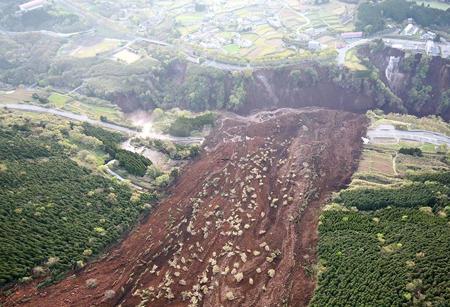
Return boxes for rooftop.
[19,0,46,11]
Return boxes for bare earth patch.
[2,108,366,307]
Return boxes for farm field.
[112,49,141,64]
[312,113,450,305]
[48,93,70,108]
[345,48,367,71]
[70,39,122,58]
[152,0,356,61]
[351,112,450,189]
[0,88,34,104]
[1,88,126,125]
[63,99,125,123]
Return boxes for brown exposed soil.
[2,108,367,307]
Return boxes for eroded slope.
[4,108,366,307]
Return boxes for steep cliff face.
[239,67,379,115]
[359,46,450,120]
[112,49,449,120]
[113,62,383,115]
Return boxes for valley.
[3,108,366,306]
[1,0,450,306]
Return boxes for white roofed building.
[308,40,321,51]
[19,0,47,12]
[425,40,440,57]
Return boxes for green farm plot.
[345,48,367,71]
[178,24,200,36]
[175,13,204,26]
[241,32,259,42]
[396,153,449,176]
[0,88,34,104]
[64,100,124,123]
[48,93,71,108]
[224,44,240,54]
[70,39,122,59]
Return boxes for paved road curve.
[4,103,137,134]
[367,124,450,146]
[3,103,204,144]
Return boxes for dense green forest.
[82,123,151,176]
[142,138,200,160]
[337,182,448,210]
[0,0,88,33]
[312,173,450,306]
[311,207,450,306]
[357,0,450,33]
[399,147,423,157]
[0,124,156,287]
[167,112,215,137]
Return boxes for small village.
[12,0,450,63]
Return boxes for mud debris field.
[4,108,367,307]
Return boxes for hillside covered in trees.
[0,114,157,288]
[312,172,450,306]
[356,0,450,33]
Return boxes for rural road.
[337,38,370,65]
[2,103,204,144]
[367,124,450,146]
[0,28,95,38]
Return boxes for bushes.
[356,0,450,33]
[168,112,215,137]
[399,147,423,157]
[0,123,157,286]
[408,171,450,185]
[338,183,442,211]
[150,139,200,160]
[312,208,450,306]
[289,67,320,87]
[115,149,152,177]
[82,123,125,145]
[155,173,170,187]
[82,123,152,177]
[32,93,49,104]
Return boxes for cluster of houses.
[389,19,446,57]
[180,2,286,52]
[401,20,438,41]
[187,30,253,50]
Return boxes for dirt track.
[3,108,366,307]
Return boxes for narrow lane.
[3,103,204,144]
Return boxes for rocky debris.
[85,279,98,289]
[225,291,235,301]
[4,108,367,307]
